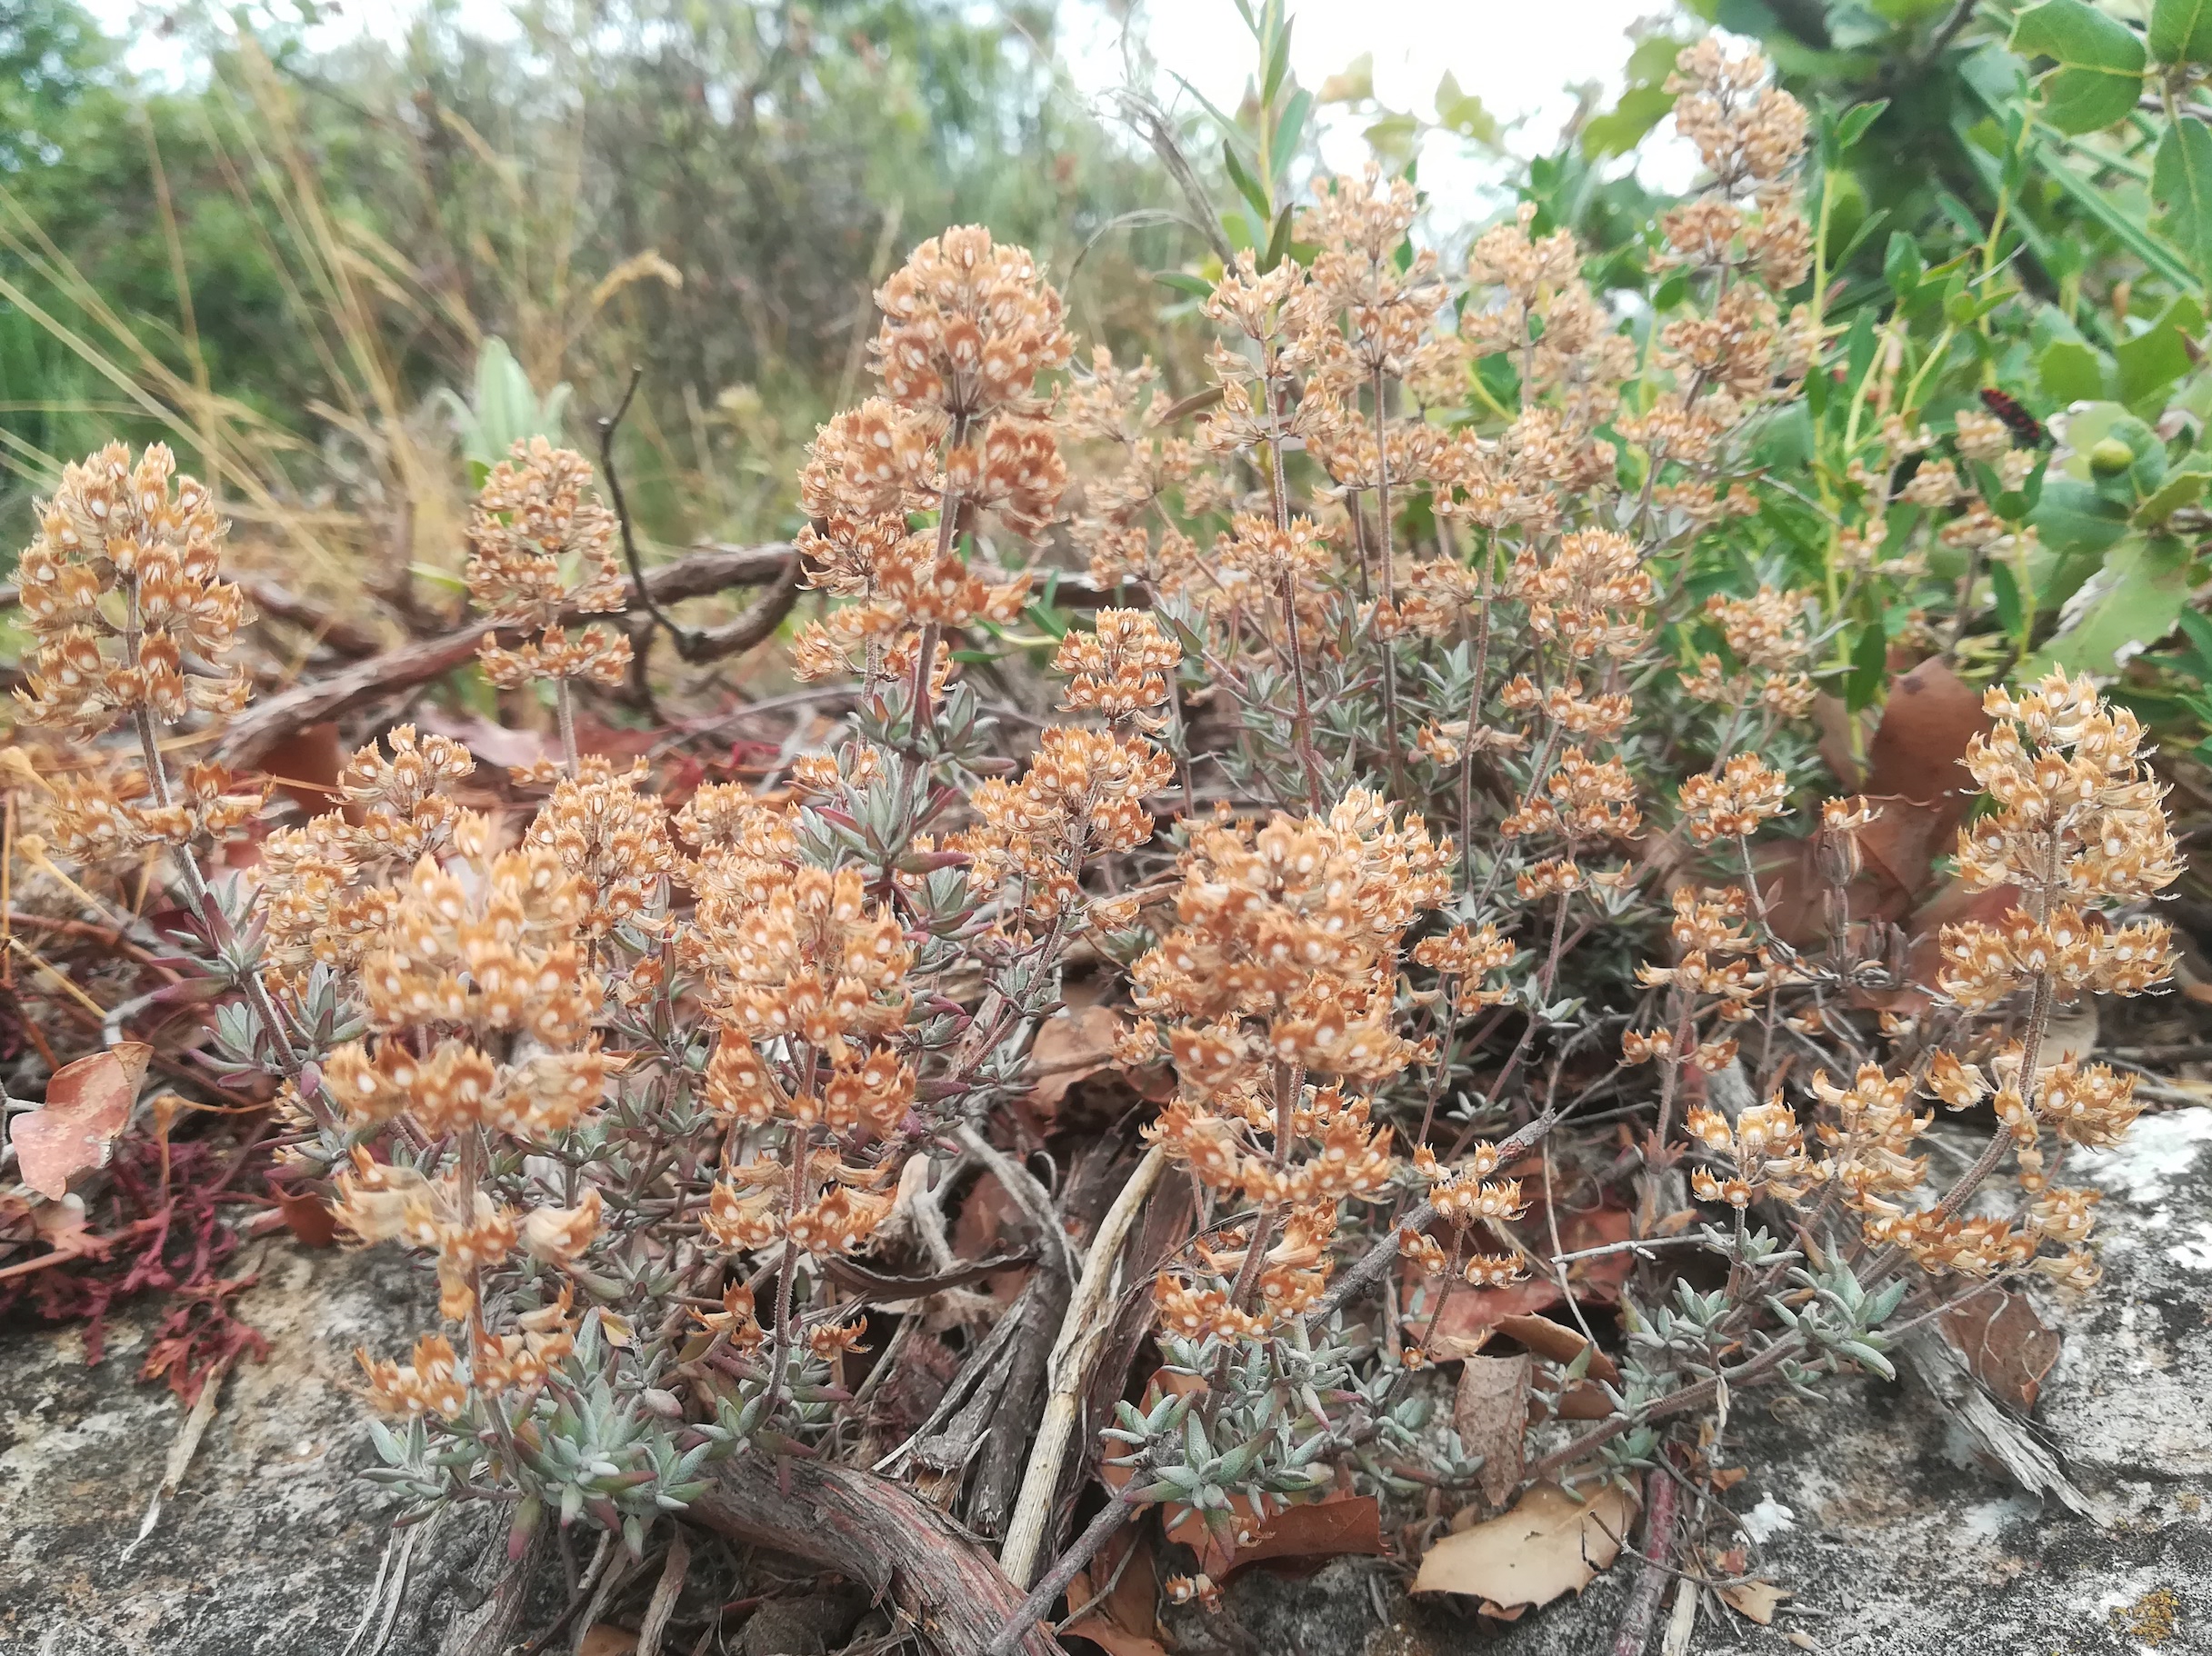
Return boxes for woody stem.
[1261,370,1326,810]
[906,416,973,734]
[556,679,581,777]
[1372,365,1402,798]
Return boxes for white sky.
[87,0,1697,214]
[1080,0,1666,145]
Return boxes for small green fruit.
[2088,436,2136,475]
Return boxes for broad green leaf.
[2115,297,2204,409]
[1846,623,1889,711]
[1884,230,1926,294]
[1364,113,1420,166]
[2057,401,2130,474]
[2031,474,2133,554]
[1625,35,1684,85]
[1153,270,1217,300]
[2077,408,2172,498]
[2011,0,2149,134]
[2172,604,2212,676]
[2038,338,2109,403]
[1272,89,1315,180]
[2031,534,2193,673]
[1222,141,1273,222]
[2151,0,2212,63]
[2134,469,2207,524]
[1989,558,2027,640]
[435,336,571,473]
[1436,72,1499,144]
[1581,85,1677,159]
[2154,115,2212,284]
[1261,18,1294,107]
[1836,98,1890,149]
[1846,307,1882,387]
[1317,53,1373,105]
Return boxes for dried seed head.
[15,443,252,738]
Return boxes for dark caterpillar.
[1978,387,2048,448]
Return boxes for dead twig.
[688,1459,1060,1656]
[215,541,798,763]
[635,1530,690,1656]
[1609,1458,1680,1656]
[997,1142,1166,1590]
[598,368,806,669]
[1900,1324,2097,1519]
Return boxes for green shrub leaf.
[2151,0,2212,63]
[2011,0,2148,134]
[2154,115,2212,284]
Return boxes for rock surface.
[5,1107,2211,1655]
[1218,1105,2212,1656]
[0,1244,490,1656]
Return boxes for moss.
[2109,1585,2182,1648]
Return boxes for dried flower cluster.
[466,437,632,693]
[8,35,2195,1656]
[791,226,1071,685]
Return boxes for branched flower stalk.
[6,35,2193,1656]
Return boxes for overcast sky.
[1079,0,1665,145]
[91,0,1670,126]
[85,0,1696,214]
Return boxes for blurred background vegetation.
[5,0,2212,746]
[0,0,1186,598]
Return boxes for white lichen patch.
[2075,1107,2212,1207]
[1743,1494,1797,1542]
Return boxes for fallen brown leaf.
[1717,1579,1791,1624]
[414,706,556,772]
[1941,1287,2062,1414]
[1411,1201,1632,1346]
[1550,1381,1614,1421]
[1028,1005,1124,1118]
[948,1171,1031,1304]
[1164,1489,1384,1578]
[1864,657,1989,829]
[1236,1491,1385,1570]
[1413,1480,1637,1613]
[1066,1527,1170,1656]
[1851,795,1948,909]
[255,720,345,815]
[1494,1313,1621,1384]
[14,1042,152,1200]
[1453,1352,1530,1510]
[273,1182,339,1248]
